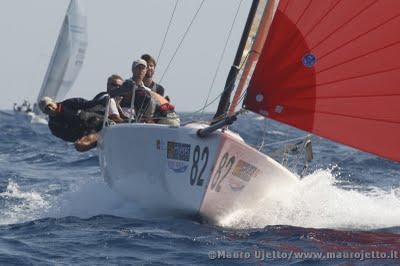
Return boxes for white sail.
[34,0,87,114]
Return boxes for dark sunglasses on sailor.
[107,82,122,92]
[108,82,120,87]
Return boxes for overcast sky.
[0,0,252,112]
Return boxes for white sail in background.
[34,0,87,114]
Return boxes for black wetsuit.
[48,97,106,142]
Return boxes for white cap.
[132,58,147,69]
[39,96,55,114]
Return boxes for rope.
[159,0,206,83]
[156,0,179,63]
[201,0,244,116]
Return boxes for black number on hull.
[211,152,235,192]
[190,146,200,185]
[190,145,209,186]
[211,153,228,190]
[197,147,209,186]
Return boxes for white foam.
[0,180,50,225]
[45,177,143,219]
[3,169,400,229]
[30,114,48,125]
[218,169,400,230]
[268,130,287,136]
[0,177,144,225]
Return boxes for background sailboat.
[27,0,87,123]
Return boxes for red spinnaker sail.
[244,0,400,162]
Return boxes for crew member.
[39,96,106,152]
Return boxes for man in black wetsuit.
[39,96,106,151]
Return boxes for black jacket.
[48,98,106,142]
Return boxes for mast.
[213,0,260,121]
[228,0,279,116]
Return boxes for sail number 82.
[190,145,209,186]
[211,152,235,192]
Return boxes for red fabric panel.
[244,0,400,161]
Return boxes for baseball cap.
[132,59,147,69]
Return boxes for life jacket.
[150,91,175,115]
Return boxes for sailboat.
[15,0,87,124]
[98,0,400,222]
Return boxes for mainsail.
[35,0,87,114]
[244,0,400,162]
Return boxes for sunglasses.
[109,82,121,86]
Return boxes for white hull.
[98,123,298,222]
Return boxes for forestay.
[35,0,87,113]
[244,0,400,162]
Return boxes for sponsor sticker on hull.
[166,141,191,174]
[232,160,261,182]
[228,160,261,192]
[168,160,189,173]
[167,142,191,161]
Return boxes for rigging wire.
[159,0,206,83]
[201,0,244,116]
[223,48,260,113]
[221,90,313,174]
[156,0,180,63]
[193,50,253,118]
[258,135,312,148]
[258,117,268,151]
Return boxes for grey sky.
[0,0,251,111]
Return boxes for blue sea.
[1,110,400,265]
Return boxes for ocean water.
[1,110,400,265]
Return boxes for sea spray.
[218,169,400,229]
[45,176,144,219]
[0,180,50,225]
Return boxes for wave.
[0,181,50,225]
[218,169,400,230]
